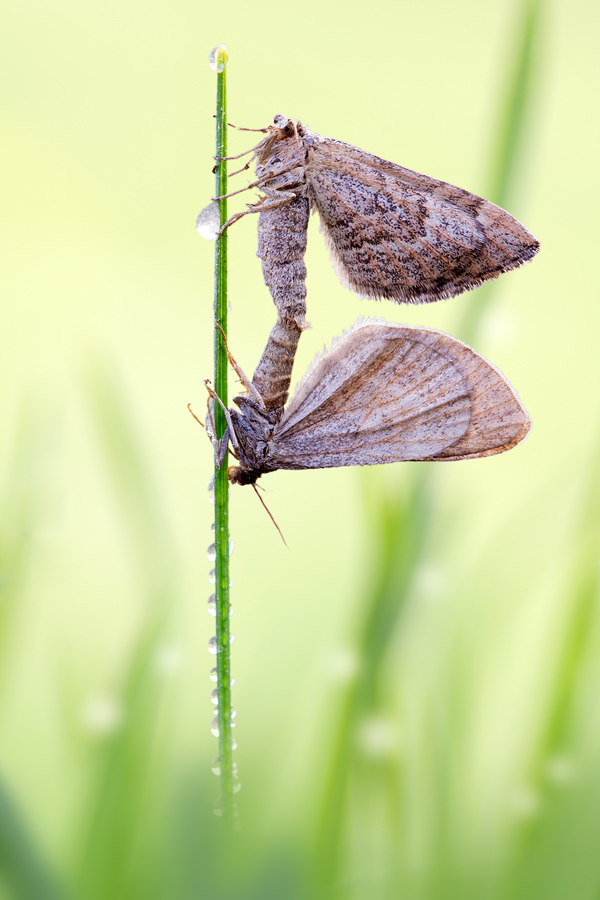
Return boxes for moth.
[218,114,539,417]
[213,320,531,487]
[224,114,539,304]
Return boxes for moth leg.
[227,159,253,178]
[212,174,274,203]
[190,396,229,468]
[215,425,231,469]
[217,204,263,232]
[203,380,241,453]
[217,191,298,234]
[214,148,257,163]
[200,395,220,456]
[213,164,303,203]
[212,157,254,178]
[214,322,266,409]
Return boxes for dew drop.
[208,637,217,655]
[229,634,235,644]
[210,689,218,705]
[211,717,220,737]
[213,809,222,817]
[208,594,216,616]
[229,539,234,556]
[209,569,216,585]
[232,740,238,750]
[233,783,242,794]
[211,522,215,533]
[196,202,221,241]
[230,709,237,720]
[210,667,217,682]
[207,543,216,562]
[209,44,228,73]
[208,477,215,505]
[212,765,221,776]
[230,677,235,687]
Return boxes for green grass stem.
[459,0,542,347]
[210,44,235,828]
[311,2,544,891]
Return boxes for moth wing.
[425,334,531,459]
[267,322,530,471]
[268,323,470,470]
[305,136,539,304]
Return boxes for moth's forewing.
[267,322,530,471]
[304,133,539,304]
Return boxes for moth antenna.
[252,484,288,547]
[211,116,268,133]
[227,122,270,133]
[187,402,204,427]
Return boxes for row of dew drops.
[208,475,242,819]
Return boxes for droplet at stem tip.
[209,45,228,73]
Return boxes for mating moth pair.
[201,115,539,486]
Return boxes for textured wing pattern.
[306,137,539,304]
[426,336,531,459]
[267,322,530,471]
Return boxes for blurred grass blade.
[73,362,179,899]
[0,400,45,682]
[503,432,600,899]
[312,1,545,892]
[487,0,543,213]
[0,778,70,900]
[73,610,173,900]
[84,357,173,569]
[460,0,543,346]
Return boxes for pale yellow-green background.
[1,0,599,896]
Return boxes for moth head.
[272,114,294,135]
[227,465,259,486]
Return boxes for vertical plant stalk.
[210,44,234,826]
[311,0,543,889]
[459,0,541,346]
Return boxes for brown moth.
[224,114,540,306]
[216,320,531,486]
[219,114,539,418]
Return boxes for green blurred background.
[2,0,600,897]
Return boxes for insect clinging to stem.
[207,319,531,490]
